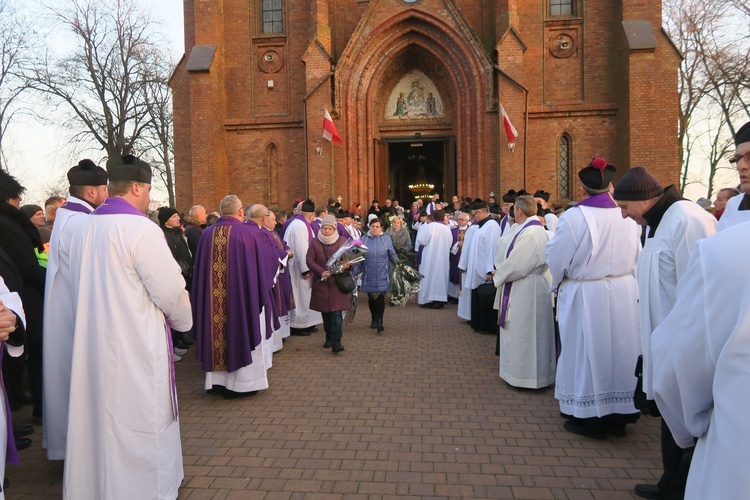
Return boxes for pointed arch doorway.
[374,135,456,205]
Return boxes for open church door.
[374,139,388,202]
[444,135,456,199]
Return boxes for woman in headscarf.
[355,218,398,333]
[306,215,352,353]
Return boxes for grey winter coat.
[355,233,398,293]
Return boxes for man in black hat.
[547,158,642,440]
[43,159,109,461]
[717,120,750,230]
[613,165,716,499]
[461,200,503,333]
[283,198,322,335]
[534,189,558,232]
[63,155,192,498]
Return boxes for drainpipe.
[494,64,529,189]
[303,72,335,198]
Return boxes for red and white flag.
[322,109,342,144]
[500,104,518,143]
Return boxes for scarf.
[317,228,339,245]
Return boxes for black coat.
[161,226,193,289]
[0,203,45,343]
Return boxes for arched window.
[558,134,571,199]
[550,0,573,16]
[262,0,283,33]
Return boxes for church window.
[558,134,571,199]
[550,0,573,16]
[262,0,283,33]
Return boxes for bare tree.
[0,0,36,172]
[28,0,164,158]
[137,49,176,207]
[664,0,750,197]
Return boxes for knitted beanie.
[612,166,665,201]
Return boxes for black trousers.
[368,293,385,322]
[658,418,693,499]
[321,312,344,346]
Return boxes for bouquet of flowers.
[323,238,368,276]
[390,255,423,307]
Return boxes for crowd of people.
[0,121,747,499]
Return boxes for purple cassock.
[192,217,279,373]
[245,221,287,337]
[267,230,294,317]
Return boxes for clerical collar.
[643,185,685,238]
[740,193,750,211]
[476,214,492,227]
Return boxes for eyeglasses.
[729,152,750,166]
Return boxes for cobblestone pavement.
[8,299,661,499]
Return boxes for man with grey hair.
[547,158,641,439]
[184,204,207,256]
[283,199,322,335]
[193,195,280,399]
[493,195,555,389]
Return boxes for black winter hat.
[67,159,107,186]
[157,207,179,226]
[612,166,665,201]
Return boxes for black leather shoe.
[290,328,311,336]
[563,420,606,440]
[369,320,377,329]
[13,424,34,438]
[332,344,345,353]
[173,338,190,350]
[223,389,258,399]
[633,484,663,499]
[305,326,319,333]
[14,437,32,451]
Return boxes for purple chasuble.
[336,222,349,239]
[92,197,178,419]
[60,201,92,214]
[576,192,618,208]
[268,230,294,316]
[244,222,284,337]
[310,218,322,237]
[192,217,276,373]
[498,219,543,327]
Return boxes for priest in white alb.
[42,159,108,461]
[64,155,192,499]
[492,195,555,389]
[652,221,750,500]
[546,158,641,439]
[415,209,453,308]
[283,199,322,335]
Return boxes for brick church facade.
[172,0,680,211]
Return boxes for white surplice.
[283,218,322,329]
[493,219,556,389]
[64,209,192,500]
[652,221,750,500]
[636,200,716,399]
[0,277,24,500]
[464,216,503,291]
[415,221,452,304]
[716,192,750,231]
[544,212,559,233]
[42,196,94,460]
[456,224,478,320]
[546,205,641,418]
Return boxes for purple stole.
[60,200,92,214]
[577,192,618,208]
[2,344,19,466]
[498,219,543,328]
[500,215,509,233]
[92,198,179,419]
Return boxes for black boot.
[376,317,384,333]
[370,318,377,329]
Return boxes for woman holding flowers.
[355,218,398,333]
[306,215,352,353]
